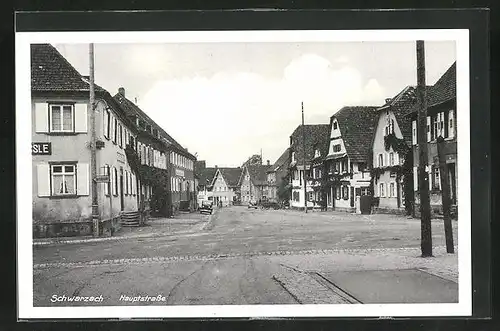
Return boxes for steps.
[120,211,140,227]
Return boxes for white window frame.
[389,152,394,166]
[51,163,76,196]
[379,183,385,197]
[49,104,74,133]
[390,182,396,198]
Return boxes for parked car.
[248,200,259,209]
[261,200,280,210]
[199,200,213,214]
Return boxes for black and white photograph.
[16,28,472,319]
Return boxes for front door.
[350,186,354,207]
[119,168,124,211]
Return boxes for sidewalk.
[33,211,214,246]
[271,245,458,304]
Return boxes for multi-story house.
[210,167,242,206]
[239,164,271,204]
[371,86,417,214]
[114,88,197,214]
[323,107,378,212]
[195,161,216,206]
[406,62,457,216]
[309,138,330,209]
[31,44,139,238]
[219,167,243,205]
[288,124,330,210]
[265,149,290,203]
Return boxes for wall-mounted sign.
[94,175,110,183]
[32,142,51,155]
[117,151,126,164]
[175,169,185,177]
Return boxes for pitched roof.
[405,61,456,116]
[289,124,330,165]
[247,165,272,186]
[219,167,243,187]
[377,86,419,145]
[197,167,217,187]
[333,106,379,163]
[268,148,290,173]
[31,44,106,93]
[113,92,194,158]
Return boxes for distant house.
[219,167,243,204]
[288,124,330,210]
[371,86,418,214]
[239,164,271,204]
[31,44,139,237]
[406,62,457,216]
[323,107,378,212]
[265,149,291,203]
[195,161,216,206]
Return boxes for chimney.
[118,87,125,97]
[385,98,391,103]
[267,160,270,166]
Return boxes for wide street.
[33,207,459,306]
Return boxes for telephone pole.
[416,40,432,257]
[89,43,99,237]
[302,102,307,213]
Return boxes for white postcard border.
[16,29,471,319]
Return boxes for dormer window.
[333,122,338,130]
[314,149,321,158]
[292,152,296,162]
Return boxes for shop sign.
[32,142,51,155]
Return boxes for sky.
[53,41,456,167]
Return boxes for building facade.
[323,107,377,212]
[288,124,330,210]
[114,88,197,214]
[371,87,417,214]
[407,62,457,216]
[31,44,139,237]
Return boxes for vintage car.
[199,200,213,214]
[247,200,259,209]
[261,200,281,210]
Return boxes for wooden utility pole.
[89,43,99,237]
[416,40,432,257]
[437,136,455,253]
[302,102,307,213]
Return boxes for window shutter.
[35,103,49,133]
[412,120,417,145]
[395,153,399,165]
[110,115,115,142]
[74,104,88,133]
[36,163,50,197]
[426,116,431,142]
[77,163,89,196]
[104,165,110,195]
[111,168,116,195]
[448,110,455,139]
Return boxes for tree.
[277,173,291,205]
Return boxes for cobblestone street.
[33,207,459,306]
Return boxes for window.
[378,154,384,167]
[379,183,385,197]
[342,185,349,200]
[103,109,110,139]
[113,118,118,143]
[412,120,417,145]
[113,167,118,196]
[390,119,395,134]
[389,152,394,166]
[118,124,123,148]
[51,164,76,195]
[332,144,341,153]
[292,152,296,162]
[333,122,338,130]
[50,104,74,132]
[390,182,395,197]
[104,165,110,196]
[361,187,369,196]
[314,149,321,158]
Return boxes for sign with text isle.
[32,142,51,155]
